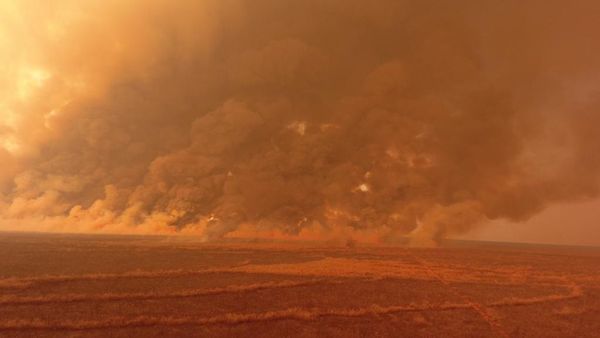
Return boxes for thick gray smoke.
[1,0,599,245]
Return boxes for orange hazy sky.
[464,199,600,247]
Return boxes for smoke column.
[1,0,599,245]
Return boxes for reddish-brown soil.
[0,233,598,337]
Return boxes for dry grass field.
[0,232,598,337]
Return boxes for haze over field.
[1,0,599,245]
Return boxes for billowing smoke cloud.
[1,0,599,245]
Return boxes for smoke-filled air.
[1,0,599,246]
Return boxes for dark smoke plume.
[0,0,599,245]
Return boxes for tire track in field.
[0,302,474,331]
[1,256,591,291]
[406,252,511,338]
[488,279,583,308]
[0,284,584,333]
[0,262,254,290]
[0,274,585,331]
[0,279,339,306]
[0,274,580,308]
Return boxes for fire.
[0,0,598,247]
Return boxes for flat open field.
[0,233,598,337]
